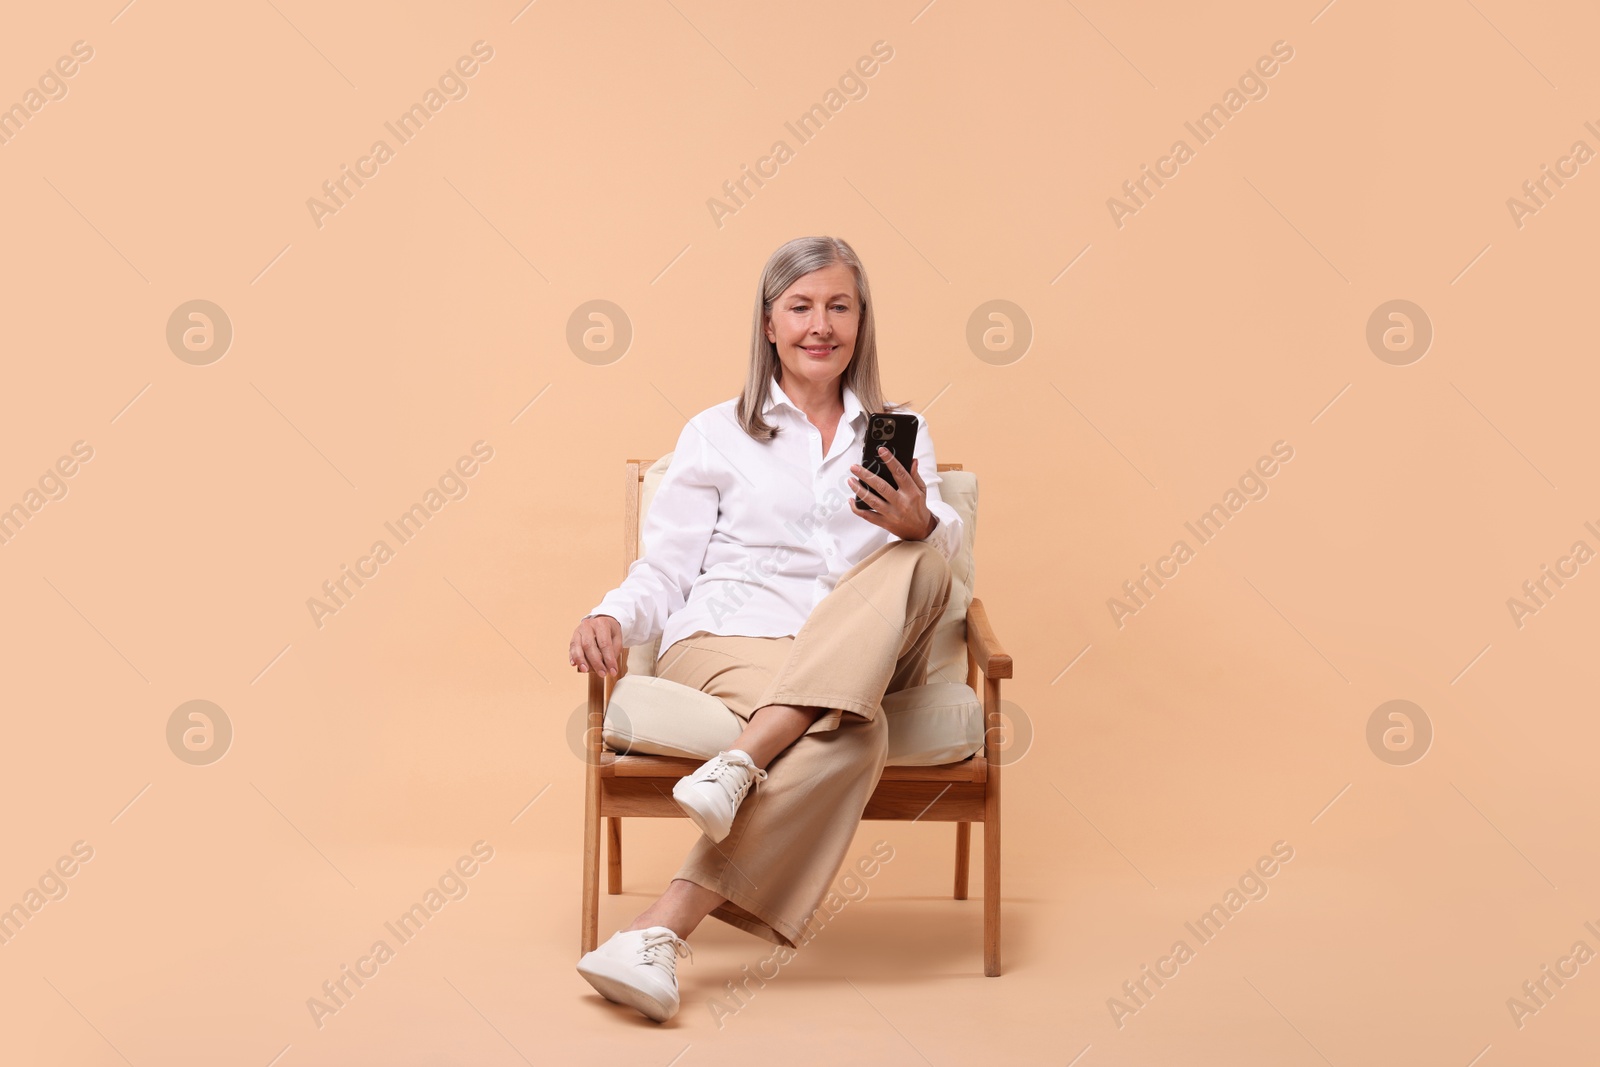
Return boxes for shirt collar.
[764,374,867,426]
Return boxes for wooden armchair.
[580,457,1012,975]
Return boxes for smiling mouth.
[802,345,835,356]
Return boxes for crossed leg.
[622,540,952,943]
[623,702,828,935]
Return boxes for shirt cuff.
[925,512,960,562]
[894,510,959,562]
[585,599,636,647]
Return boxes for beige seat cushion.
[610,454,983,766]
[603,674,984,767]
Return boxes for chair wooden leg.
[983,813,1001,976]
[581,781,601,956]
[953,821,970,899]
[607,817,623,894]
[582,681,604,953]
[983,675,1002,976]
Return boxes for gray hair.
[736,235,907,441]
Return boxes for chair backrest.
[621,456,979,688]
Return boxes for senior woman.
[571,235,963,1022]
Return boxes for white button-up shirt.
[588,375,963,653]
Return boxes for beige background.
[2,0,1596,1063]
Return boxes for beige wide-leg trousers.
[652,538,954,949]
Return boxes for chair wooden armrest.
[586,666,605,722]
[965,597,1012,679]
[584,646,628,735]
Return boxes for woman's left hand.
[849,446,936,541]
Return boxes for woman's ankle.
[624,915,666,933]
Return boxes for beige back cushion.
[626,454,977,685]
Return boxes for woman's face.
[764,262,860,393]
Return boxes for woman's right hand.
[571,614,622,677]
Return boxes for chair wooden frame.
[580,459,1012,975]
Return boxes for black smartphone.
[854,412,920,510]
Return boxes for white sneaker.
[672,749,767,843]
[576,925,693,1022]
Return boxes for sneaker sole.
[576,955,677,1022]
[672,780,731,843]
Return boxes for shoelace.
[704,751,768,804]
[639,929,693,970]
